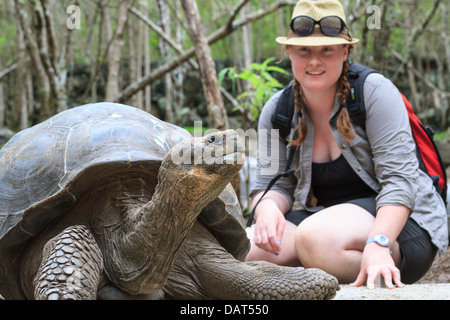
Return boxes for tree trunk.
[26,72,34,123]
[14,0,51,121]
[13,0,72,121]
[277,5,286,39]
[13,3,28,130]
[0,68,4,127]
[105,0,129,102]
[171,0,186,125]
[128,20,137,106]
[80,0,112,104]
[242,3,253,67]
[144,9,151,113]
[440,2,450,128]
[156,0,174,123]
[135,15,143,110]
[116,0,286,104]
[180,0,229,130]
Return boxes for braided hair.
[289,45,355,147]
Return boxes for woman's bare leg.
[294,204,401,283]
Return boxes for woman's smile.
[306,70,325,76]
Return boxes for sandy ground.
[333,283,450,300]
[333,247,450,300]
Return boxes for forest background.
[0,0,449,134]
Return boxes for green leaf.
[267,66,289,74]
[218,57,291,123]
[217,68,229,86]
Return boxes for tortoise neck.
[152,160,222,217]
[99,161,218,294]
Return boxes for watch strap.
[366,235,392,254]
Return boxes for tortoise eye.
[208,135,223,145]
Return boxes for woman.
[246,0,448,289]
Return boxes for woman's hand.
[251,191,291,255]
[351,205,409,289]
[253,202,286,255]
[351,243,405,289]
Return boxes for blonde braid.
[289,79,308,147]
[336,56,355,144]
[336,45,355,143]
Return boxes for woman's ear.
[281,45,291,60]
[342,44,349,62]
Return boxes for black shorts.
[284,196,437,284]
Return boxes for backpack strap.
[246,83,299,227]
[247,81,302,227]
[346,63,379,130]
[246,146,296,228]
[271,80,295,140]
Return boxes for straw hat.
[276,0,359,47]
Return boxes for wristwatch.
[366,234,392,254]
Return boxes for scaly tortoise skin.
[0,102,339,300]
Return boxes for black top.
[311,154,376,207]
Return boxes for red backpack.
[402,93,447,199]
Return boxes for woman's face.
[288,44,349,94]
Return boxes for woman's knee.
[294,204,375,264]
[294,218,329,266]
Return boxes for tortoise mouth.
[220,150,245,165]
[178,150,244,176]
[202,146,245,165]
[200,150,244,175]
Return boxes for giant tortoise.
[0,102,339,300]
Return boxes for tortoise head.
[167,129,244,178]
[157,130,244,204]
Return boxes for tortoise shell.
[0,103,189,242]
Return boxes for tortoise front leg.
[33,225,103,300]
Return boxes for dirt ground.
[417,247,450,284]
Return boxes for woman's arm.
[249,91,297,255]
[251,190,291,254]
[364,74,419,211]
[352,205,410,289]
[352,74,417,288]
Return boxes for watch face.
[375,235,389,246]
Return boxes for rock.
[436,138,450,166]
[0,127,14,147]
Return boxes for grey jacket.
[251,73,448,254]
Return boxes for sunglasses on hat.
[290,15,346,37]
